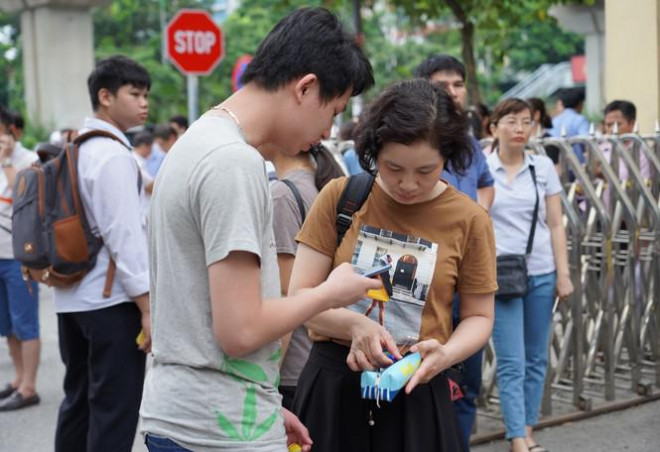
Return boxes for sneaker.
[0,391,40,411]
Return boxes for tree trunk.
[460,20,481,105]
[444,0,481,105]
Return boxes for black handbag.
[495,164,539,300]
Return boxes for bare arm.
[277,253,295,358]
[209,250,381,357]
[405,291,493,393]
[546,194,573,299]
[477,186,494,211]
[289,244,401,370]
[0,134,17,188]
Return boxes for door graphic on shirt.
[350,224,438,346]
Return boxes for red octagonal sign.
[166,9,224,75]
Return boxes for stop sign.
[166,9,224,75]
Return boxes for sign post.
[165,10,224,123]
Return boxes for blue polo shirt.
[549,108,589,164]
[442,137,494,201]
[486,152,563,276]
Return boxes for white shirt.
[131,151,154,228]
[53,117,149,313]
[487,152,563,276]
[0,142,38,258]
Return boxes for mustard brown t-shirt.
[296,177,497,346]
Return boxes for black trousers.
[55,302,145,452]
[292,342,465,452]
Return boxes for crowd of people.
[0,5,647,452]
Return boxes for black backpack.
[335,172,374,245]
[12,130,131,297]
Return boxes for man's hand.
[282,408,312,452]
[319,263,382,310]
[138,312,152,353]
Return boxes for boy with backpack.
[0,105,40,412]
[52,55,151,452]
[139,7,379,452]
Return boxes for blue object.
[361,352,422,402]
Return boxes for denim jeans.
[452,294,483,450]
[492,271,556,439]
[145,434,192,451]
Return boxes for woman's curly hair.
[354,79,472,176]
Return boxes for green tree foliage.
[388,0,591,103]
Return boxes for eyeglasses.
[499,119,534,130]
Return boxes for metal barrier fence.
[477,131,660,430]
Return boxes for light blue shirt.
[342,148,364,176]
[145,145,165,178]
[487,152,563,276]
[442,136,494,201]
[549,108,589,163]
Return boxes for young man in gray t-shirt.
[140,8,378,452]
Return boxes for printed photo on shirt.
[349,224,438,347]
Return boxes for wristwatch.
[1,158,12,168]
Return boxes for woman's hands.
[404,339,453,394]
[556,273,574,302]
[346,317,402,371]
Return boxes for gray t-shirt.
[270,170,318,387]
[140,115,285,451]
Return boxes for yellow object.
[367,286,390,302]
[288,444,302,452]
[136,329,145,346]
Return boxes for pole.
[351,0,363,120]
[159,0,167,65]
[187,75,198,125]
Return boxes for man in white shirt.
[0,106,41,412]
[53,55,151,452]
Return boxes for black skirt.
[292,341,465,452]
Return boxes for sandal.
[528,444,548,452]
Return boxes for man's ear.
[97,88,114,109]
[294,74,319,104]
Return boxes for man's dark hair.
[87,55,151,111]
[12,111,24,131]
[414,54,466,82]
[557,87,585,109]
[133,130,154,148]
[0,105,13,131]
[154,124,175,140]
[354,79,472,176]
[604,100,636,123]
[240,7,374,102]
[169,115,188,130]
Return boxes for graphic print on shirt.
[350,224,438,347]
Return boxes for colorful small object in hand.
[360,352,422,403]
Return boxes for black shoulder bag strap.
[335,172,375,246]
[280,179,306,224]
[526,162,540,256]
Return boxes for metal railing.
[477,131,660,434]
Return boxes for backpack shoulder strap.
[335,172,375,246]
[280,179,306,224]
[73,129,131,150]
